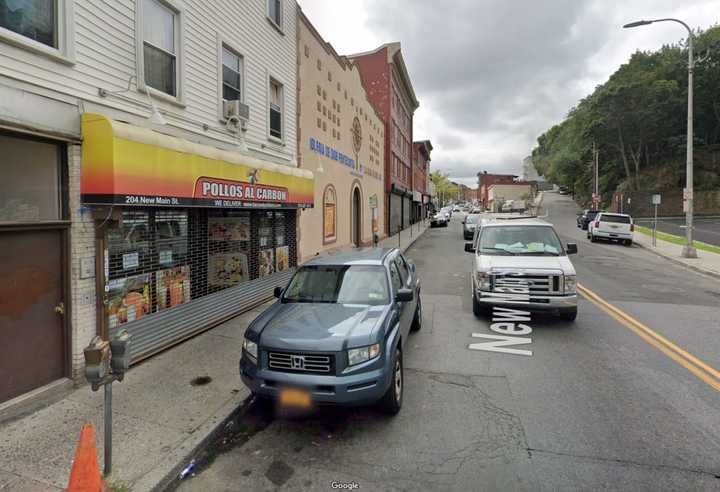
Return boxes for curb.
[400,225,429,253]
[633,240,720,280]
[149,393,255,492]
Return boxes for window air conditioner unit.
[223,100,250,122]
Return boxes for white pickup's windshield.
[479,225,563,256]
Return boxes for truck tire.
[560,308,577,322]
[411,298,422,332]
[379,348,403,415]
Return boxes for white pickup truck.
[587,212,634,246]
[465,217,578,321]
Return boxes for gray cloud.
[359,0,715,184]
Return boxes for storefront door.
[0,229,66,403]
[0,132,68,404]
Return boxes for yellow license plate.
[279,388,311,408]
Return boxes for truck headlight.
[348,343,380,366]
[564,275,577,294]
[242,338,258,362]
[475,271,491,291]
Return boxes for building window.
[328,71,332,82]
[344,90,347,100]
[350,97,354,107]
[316,84,321,96]
[0,0,55,47]
[317,117,322,129]
[337,82,341,91]
[322,121,326,131]
[323,186,337,242]
[221,45,243,102]
[317,59,322,70]
[0,0,76,62]
[304,45,309,57]
[142,0,179,97]
[267,0,282,30]
[269,78,283,140]
[322,106,326,116]
[322,89,326,101]
[316,101,321,112]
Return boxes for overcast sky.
[298,0,719,187]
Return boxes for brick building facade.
[350,43,419,235]
[413,140,432,220]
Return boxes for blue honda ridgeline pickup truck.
[239,248,421,415]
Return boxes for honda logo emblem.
[291,355,305,370]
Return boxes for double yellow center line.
[577,283,720,392]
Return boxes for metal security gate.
[125,269,294,362]
[102,207,298,363]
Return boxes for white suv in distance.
[587,213,633,246]
[465,218,579,321]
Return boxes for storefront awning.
[81,113,314,209]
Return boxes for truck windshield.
[479,225,563,256]
[283,265,390,305]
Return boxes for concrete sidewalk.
[378,220,429,253]
[633,230,720,278]
[0,304,268,491]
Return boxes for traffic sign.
[652,194,661,205]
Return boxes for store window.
[0,133,62,222]
[207,210,251,291]
[105,208,296,329]
[323,186,336,243]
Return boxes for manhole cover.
[190,376,212,386]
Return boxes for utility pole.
[623,18,696,258]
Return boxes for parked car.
[558,187,570,195]
[465,218,578,321]
[240,248,421,414]
[587,213,633,245]
[431,212,448,227]
[576,209,599,230]
[462,213,481,240]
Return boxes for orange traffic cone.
[66,423,103,492]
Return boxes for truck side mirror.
[566,243,578,255]
[395,288,414,303]
[273,286,283,298]
[464,243,475,253]
[83,336,110,390]
[109,330,131,380]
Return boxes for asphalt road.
[177,194,720,491]
[633,216,720,247]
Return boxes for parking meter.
[109,330,131,380]
[83,336,110,389]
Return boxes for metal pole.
[683,30,697,257]
[653,203,658,247]
[398,226,401,249]
[104,382,112,476]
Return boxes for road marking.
[577,283,720,392]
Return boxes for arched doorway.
[351,187,362,247]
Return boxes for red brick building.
[350,43,419,235]
[477,171,517,209]
[413,140,432,220]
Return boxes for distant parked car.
[240,248,422,415]
[576,209,599,230]
[431,212,448,228]
[462,213,481,240]
[588,213,634,246]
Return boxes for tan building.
[297,11,385,262]
[488,183,535,211]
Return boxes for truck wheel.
[411,298,422,332]
[624,239,632,247]
[590,233,597,243]
[472,291,490,317]
[560,308,577,322]
[379,348,403,415]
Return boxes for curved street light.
[623,18,697,258]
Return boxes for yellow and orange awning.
[81,113,314,208]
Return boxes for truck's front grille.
[267,351,334,374]
[490,273,561,294]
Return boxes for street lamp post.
[623,18,697,258]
